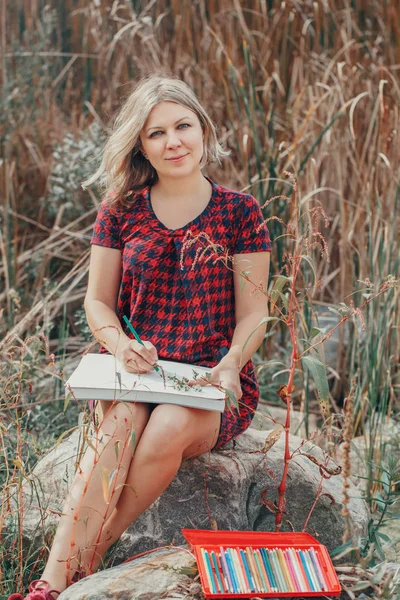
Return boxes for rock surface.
[58,547,341,600]
[59,548,201,600]
[21,425,369,567]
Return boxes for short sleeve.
[90,199,122,250]
[233,194,272,254]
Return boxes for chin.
[169,169,192,178]
[165,163,194,176]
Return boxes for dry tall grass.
[1,1,398,391]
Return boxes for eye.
[149,123,190,138]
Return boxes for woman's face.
[139,101,204,178]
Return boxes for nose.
[165,129,182,148]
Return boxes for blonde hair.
[82,74,230,208]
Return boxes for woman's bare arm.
[84,245,157,372]
[84,245,129,358]
[222,251,271,370]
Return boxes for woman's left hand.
[188,359,243,403]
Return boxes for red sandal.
[8,580,60,600]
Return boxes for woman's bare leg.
[86,404,221,572]
[40,401,151,592]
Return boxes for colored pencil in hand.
[122,315,161,373]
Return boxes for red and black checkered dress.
[90,176,272,449]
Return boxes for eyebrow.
[146,117,193,133]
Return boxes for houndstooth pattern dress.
[90,176,272,449]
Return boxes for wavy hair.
[82,74,230,209]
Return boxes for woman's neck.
[152,171,209,201]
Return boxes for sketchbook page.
[67,354,225,400]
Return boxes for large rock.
[59,546,342,600]
[58,547,202,600]
[21,424,369,565]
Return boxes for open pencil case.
[182,529,341,598]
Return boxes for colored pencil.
[267,549,280,591]
[205,550,218,594]
[265,549,279,591]
[251,548,263,592]
[200,548,214,592]
[310,548,328,590]
[309,549,322,590]
[299,549,315,592]
[211,550,224,593]
[219,547,233,593]
[221,548,234,592]
[297,549,311,591]
[260,547,277,591]
[289,547,305,592]
[208,550,220,593]
[122,315,161,373]
[228,549,241,592]
[286,548,306,592]
[225,548,240,594]
[233,548,246,593]
[233,548,247,593]
[305,549,321,591]
[272,548,288,592]
[246,547,262,592]
[205,549,219,593]
[286,548,300,592]
[240,548,255,592]
[255,548,271,592]
[276,548,289,591]
[284,548,295,591]
[216,552,228,593]
[242,548,257,592]
[226,548,239,593]
[283,549,302,592]
[278,547,295,592]
[232,548,244,593]
[254,549,269,592]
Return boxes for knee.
[141,405,193,457]
[100,401,149,439]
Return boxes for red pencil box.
[182,529,341,598]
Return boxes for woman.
[10,74,271,599]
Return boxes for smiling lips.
[166,154,188,162]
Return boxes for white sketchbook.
[65,353,226,413]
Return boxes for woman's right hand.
[116,339,159,374]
